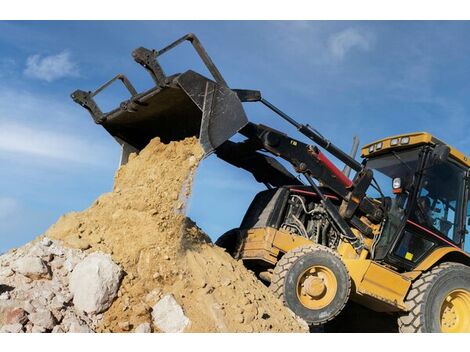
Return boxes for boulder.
[69,252,122,314]
[12,257,50,279]
[152,294,189,333]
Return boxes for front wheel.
[398,262,470,333]
[270,245,351,326]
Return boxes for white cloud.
[328,28,372,60]
[0,122,109,165]
[24,51,79,82]
[0,87,116,167]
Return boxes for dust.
[45,137,306,332]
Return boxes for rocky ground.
[0,237,119,333]
[0,137,308,333]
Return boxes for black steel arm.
[233,89,363,172]
[215,140,303,187]
[239,122,352,199]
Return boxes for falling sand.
[45,137,307,332]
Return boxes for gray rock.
[69,252,122,314]
[0,323,23,333]
[12,257,50,279]
[134,322,152,333]
[28,310,55,330]
[152,294,190,333]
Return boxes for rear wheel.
[398,262,470,333]
[270,245,351,326]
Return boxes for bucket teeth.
[71,34,248,156]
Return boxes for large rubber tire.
[398,262,470,333]
[214,228,241,257]
[270,245,351,326]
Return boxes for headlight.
[400,136,410,145]
[375,142,383,150]
[368,145,374,153]
[390,138,399,146]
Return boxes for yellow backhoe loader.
[72,34,470,333]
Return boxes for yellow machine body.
[238,226,470,314]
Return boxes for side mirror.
[431,145,450,165]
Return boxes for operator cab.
[362,132,470,271]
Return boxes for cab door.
[387,159,467,271]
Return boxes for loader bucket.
[71,34,248,158]
[72,70,248,156]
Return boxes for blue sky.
[1,21,470,253]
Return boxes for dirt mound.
[45,137,307,332]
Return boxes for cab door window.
[410,159,466,245]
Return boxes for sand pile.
[44,137,307,332]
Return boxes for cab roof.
[361,132,470,168]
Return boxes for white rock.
[12,257,50,279]
[0,323,23,333]
[69,252,122,314]
[28,310,55,330]
[40,237,52,247]
[134,322,152,333]
[152,294,189,333]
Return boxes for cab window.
[410,159,466,245]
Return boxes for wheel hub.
[297,265,337,310]
[303,276,326,298]
[440,289,470,333]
